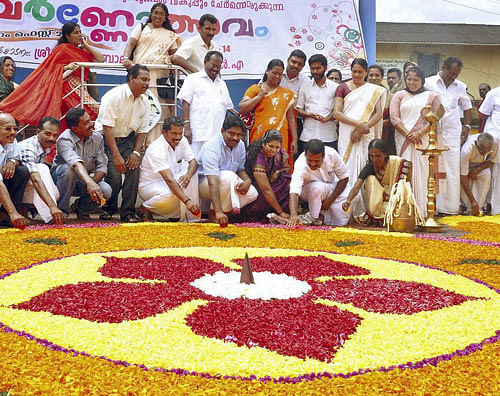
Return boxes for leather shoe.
[137,205,154,222]
[99,211,113,220]
[121,213,139,223]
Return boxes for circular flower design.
[0,247,498,380]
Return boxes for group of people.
[1,3,499,229]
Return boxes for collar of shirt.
[34,136,50,157]
[201,69,222,83]
[65,128,91,145]
[283,72,300,82]
[436,73,459,89]
[196,34,214,50]
[124,83,139,101]
[309,78,329,89]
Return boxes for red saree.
[0,44,96,124]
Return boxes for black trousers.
[1,165,29,212]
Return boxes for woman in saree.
[0,22,103,125]
[244,129,291,222]
[390,66,440,216]
[342,139,412,226]
[0,56,18,102]
[122,3,182,143]
[333,58,385,215]
[238,59,298,168]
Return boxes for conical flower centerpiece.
[240,253,255,284]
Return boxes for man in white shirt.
[138,116,200,222]
[297,54,338,154]
[425,57,472,215]
[479,86,500,214]
[95,64,151,223]
[198,115,258,226]
[460,133,499,215]
[287,139,350,226]
[178,50,233,157]
[0,112,29,228]
[171,14,218,73]
[19,116,64,225]
[280,49,308,96]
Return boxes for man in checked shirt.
[19,116,64,225]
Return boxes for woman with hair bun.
[333,58,386,216]
[244,129,291,221]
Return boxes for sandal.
[137,206,154,222]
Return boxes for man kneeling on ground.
[198,115,258,226]
[138,116,200,221]
[287,139,350,226]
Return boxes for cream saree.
[131,24,182,142]
[361,155,410,219]
[337,83,385,215]
[390,90,440,216]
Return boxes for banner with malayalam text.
[0,0,366,79]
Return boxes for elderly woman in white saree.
[122,3,182,143]
[390,67,441,216]
[333,58,385,215]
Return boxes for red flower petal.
[232,255,370,281]
[100,256,226,283]
[14,282,204,323]
[186,297,362,362]
[312,279,478,314]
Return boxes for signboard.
[0,0,366,79]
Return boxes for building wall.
[376,43,500,100]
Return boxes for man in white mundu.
[19,116,64,225]
[333,59,385,216]
[425,57,472,215]
[197,116,258,227]
[478,86,500,214]
[138,117,200,222]
[460,133,498,215]
[177,50,233,158]
[287,139,350,227]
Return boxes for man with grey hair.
[425,57,472,216]
[460,132,499,216]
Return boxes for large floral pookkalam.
[0,219,499,394]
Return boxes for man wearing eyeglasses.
[0,112,29,228]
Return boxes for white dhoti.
[139,173,199,222]
[460,169,491,213]
[436,142,460,215]
[191,141,208,160]
[490,162,500,215]
[22,164,60,224]
[199,170,258,212]
[301,180,349,226]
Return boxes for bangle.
[9,159,17,166]
[183,198,191,204]
[133,150,141,157]
[183,120,190,124]
[464,124,471,130]
[123,56,129,60]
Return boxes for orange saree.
[244,85,295,148]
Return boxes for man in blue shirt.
[198,115,258,226]
[0,112,29,228]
